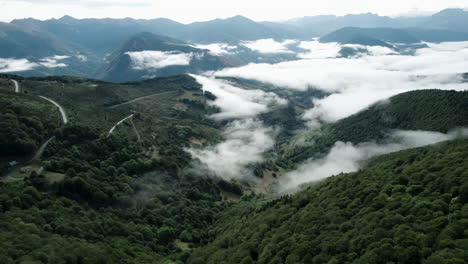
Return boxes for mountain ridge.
[99,32,236,82]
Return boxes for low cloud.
[215,41,468,126]
[297,40,342,59]
[192,43,238,55]
[187,119,276,180]
[297,40,395,59]
[0,58,37,73]
[75,55,87,61]
[190,74,286,120]
[242,38,296,54]
[343,44,397,56]
[0,55,70,72]
[281,128,468,191]
[126,50,193,70]
[39,55,70,68]
[187,74,284,179]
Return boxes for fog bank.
[281,128,468,191]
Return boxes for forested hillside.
[0,91,60,156]
[0,73,466,264]
[0,74,242,263]
[99,32,235,82]
[0,128,242,263]
[189,138,468,264]
[1,2,468,263]
[276,90,468,169]
[4,74,222,144]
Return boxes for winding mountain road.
[130,118,142,142]
[108,91,177,108]
[2,82,69,181]
[32,136,55,161]
[39,96,68,124]
[11,79,19,93]
[10,80,67,124]
[2,136,56,180]
[108,113,135,136]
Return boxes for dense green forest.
[189,139,468,264]
[0,74,240,263]
[0,75,241,262]
[0,91,60,156]
[2,74,222,145]
[275,89,468,169]
[0,124,243,263]
[0,74,467,264]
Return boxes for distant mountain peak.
[230,15,250,19]
[224,15,255,23]
[113,31,197,56]
[58,15,76,22]
[432,8,467,17]
[345,12,380,17]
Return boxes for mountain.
[320,27,396,49]
[286,13,403,36]
[11,16,186,55]
[424,8,468,32]
[277,89,468,168]
[10,15,299,48]
[0,73,238,263]
[405,28,468,42]
[1,71,467,263]
[321,27,420,44]
[0,21,75,58]
[99,32,237,82]
[188,138,468,264]
[260,21,306,38]
[107,32,199,59]
[287,8,468,37]
[0,73,224,164]
[3,10,468,81]
[1,6,468,263]
[320,26,468,53]
[180,15,294,43]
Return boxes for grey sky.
[0,0,467,23]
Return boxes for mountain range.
[285,8,468,36]
[1,8,468,81]
[0,4,467,264]
[98,32,238,82]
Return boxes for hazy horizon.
[1,0,467,23]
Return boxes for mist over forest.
[0,3,467,264]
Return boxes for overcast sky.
[0,0,467,23]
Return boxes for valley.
[0,5,467,264]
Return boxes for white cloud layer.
[192,43,238,55]
[126,50,193,70]
[189,41,468,183]
[190,74,286,120]
[281,128,468,191]
[39,55,70,68]
[187,74,285,179]
[188,119,276,180]
[343,44,397,56]
[215,41,468,126]
[297,41,342,59]
[0,55,70,72]
[0,58,37,73]
[242,39,296,54]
